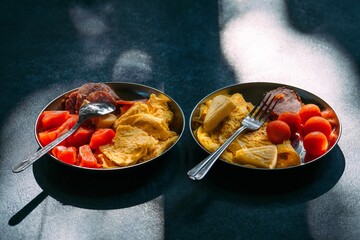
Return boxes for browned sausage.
[77,83,120,100]
[267,87,302,118]
[64,83,120,114]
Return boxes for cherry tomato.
[321,109,339,128]
[303,116,332,137]
[303,131,328,156]
[298,104,321,124]
[328,131,338,148]
[277,112,302,135]
[266,120,291,144]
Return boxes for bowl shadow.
[33,144,181,210]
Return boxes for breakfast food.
[194,87,339,169]
[276,140,301,168]
[65,83,120,114]
[266,87,302,118]
[203,95,236,132]
[234,145,278,169]
[99,94,179,167]
[37,83,179,168]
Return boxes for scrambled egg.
[195,93,300,168]
[99,94,179,167]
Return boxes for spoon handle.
[12,122,81,173]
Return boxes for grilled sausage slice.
[65,83,120,114]
[267,87,302,119]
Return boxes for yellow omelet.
[146,94,174,124]
[100,125,158,167]
[100,94,179,167]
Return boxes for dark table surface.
[1,0,360,239]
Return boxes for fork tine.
[258,95,279,122]
[249,93,271,118]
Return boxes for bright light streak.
[69,5,113,68]
[69,6,108,36]
[113,50,153,84]
[220,0,355,102]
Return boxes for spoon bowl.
[12,102,116,173]
[78,102,116,120]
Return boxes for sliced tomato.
[38,130,58,146]
[116,99,138,105]
[66,126,95,147]
[116,100,135,114]
[120,105,132,115]
[52,146,77,165]
[79,145,102,168]
[37,114,78,146]
[56,114,79,137]
[89,128,115,149]
[41,111,70,130]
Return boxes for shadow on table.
[9,130,186,226]
[163,145,345,238]
[31,143,182,210]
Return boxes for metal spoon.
[12,102,116,173]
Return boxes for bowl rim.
[189,81,342,171]
[35,81,186,171]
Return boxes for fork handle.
[187,125,247,180]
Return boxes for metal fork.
[187,94,279,180]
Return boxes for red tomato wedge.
[120,105,132,115]
[89,128,115,149]
[116,99,148,114]
[116,100,137,105]
[66,126,95,147]
[38,114,78,146]
[38,129,58,146]
[116,100,136,114]
[56,115,79,137]
[79,145,101,168]
[41,111,70,130]
[52,146,77,164]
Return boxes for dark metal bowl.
[35,82,185,172]
[189,82,342,172]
